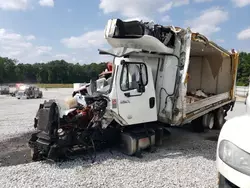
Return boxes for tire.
[218,174,236,188]
[202,113,215,130]
[214,107,225,130]
[31,147,41,161]
[192,117,204,133]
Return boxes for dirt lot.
[0,89,246,187]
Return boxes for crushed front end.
[28,94,119,162]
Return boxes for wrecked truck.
[28,18,239,161]
[16,85,43,99]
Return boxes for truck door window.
[120,63,148,91]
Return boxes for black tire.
[192,117,204,133]
[218,174,236,188]
[202,113,214,130]
[31,146,41,161]
[206,113,215,130]
[214,107,225,130]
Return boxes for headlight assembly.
[219,140,250,176]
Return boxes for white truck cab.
[216,84,250,188]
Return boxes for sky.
[0,0,249,64]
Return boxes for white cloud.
[39,0,54,7]
[193,0,213,2]
[0,28,110,64]
[174,0,189,6]
[0,0,29,10]
[237,27,250,40]
[231,0,250,7]
[99,0,189,19]
[0,28,53,63]
[161,15,172,23]
[158,0,189,13]
[25,35,36,40]
[55,54,70,59]
[36,46,52,55]
[185,7,228,37]
[158,2,173,13]
[61,30,106,49]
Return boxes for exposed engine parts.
[29,94,115,161]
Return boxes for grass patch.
[36,83,73,88]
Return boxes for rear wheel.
[202,113,215,130]
[214,107,225,130]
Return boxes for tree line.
[0,57,107,84]
[0,52,250,85]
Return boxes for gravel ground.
[0,89,246,188]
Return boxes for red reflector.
[112,99,117,108]
[140,138,148,142]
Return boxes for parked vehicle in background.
[9,86,17,96]
[9,83,25,97]
[16,85,43,99]
[0,85,10,95]
[216,83,250,188]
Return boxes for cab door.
[116,61,157,125]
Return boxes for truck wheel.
[192,117,204,133]
[207,113,215,129]
[214,107,225,130]
[202,113,214,130]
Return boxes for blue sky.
[0,0,249,64]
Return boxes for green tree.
[236,52,250,86]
